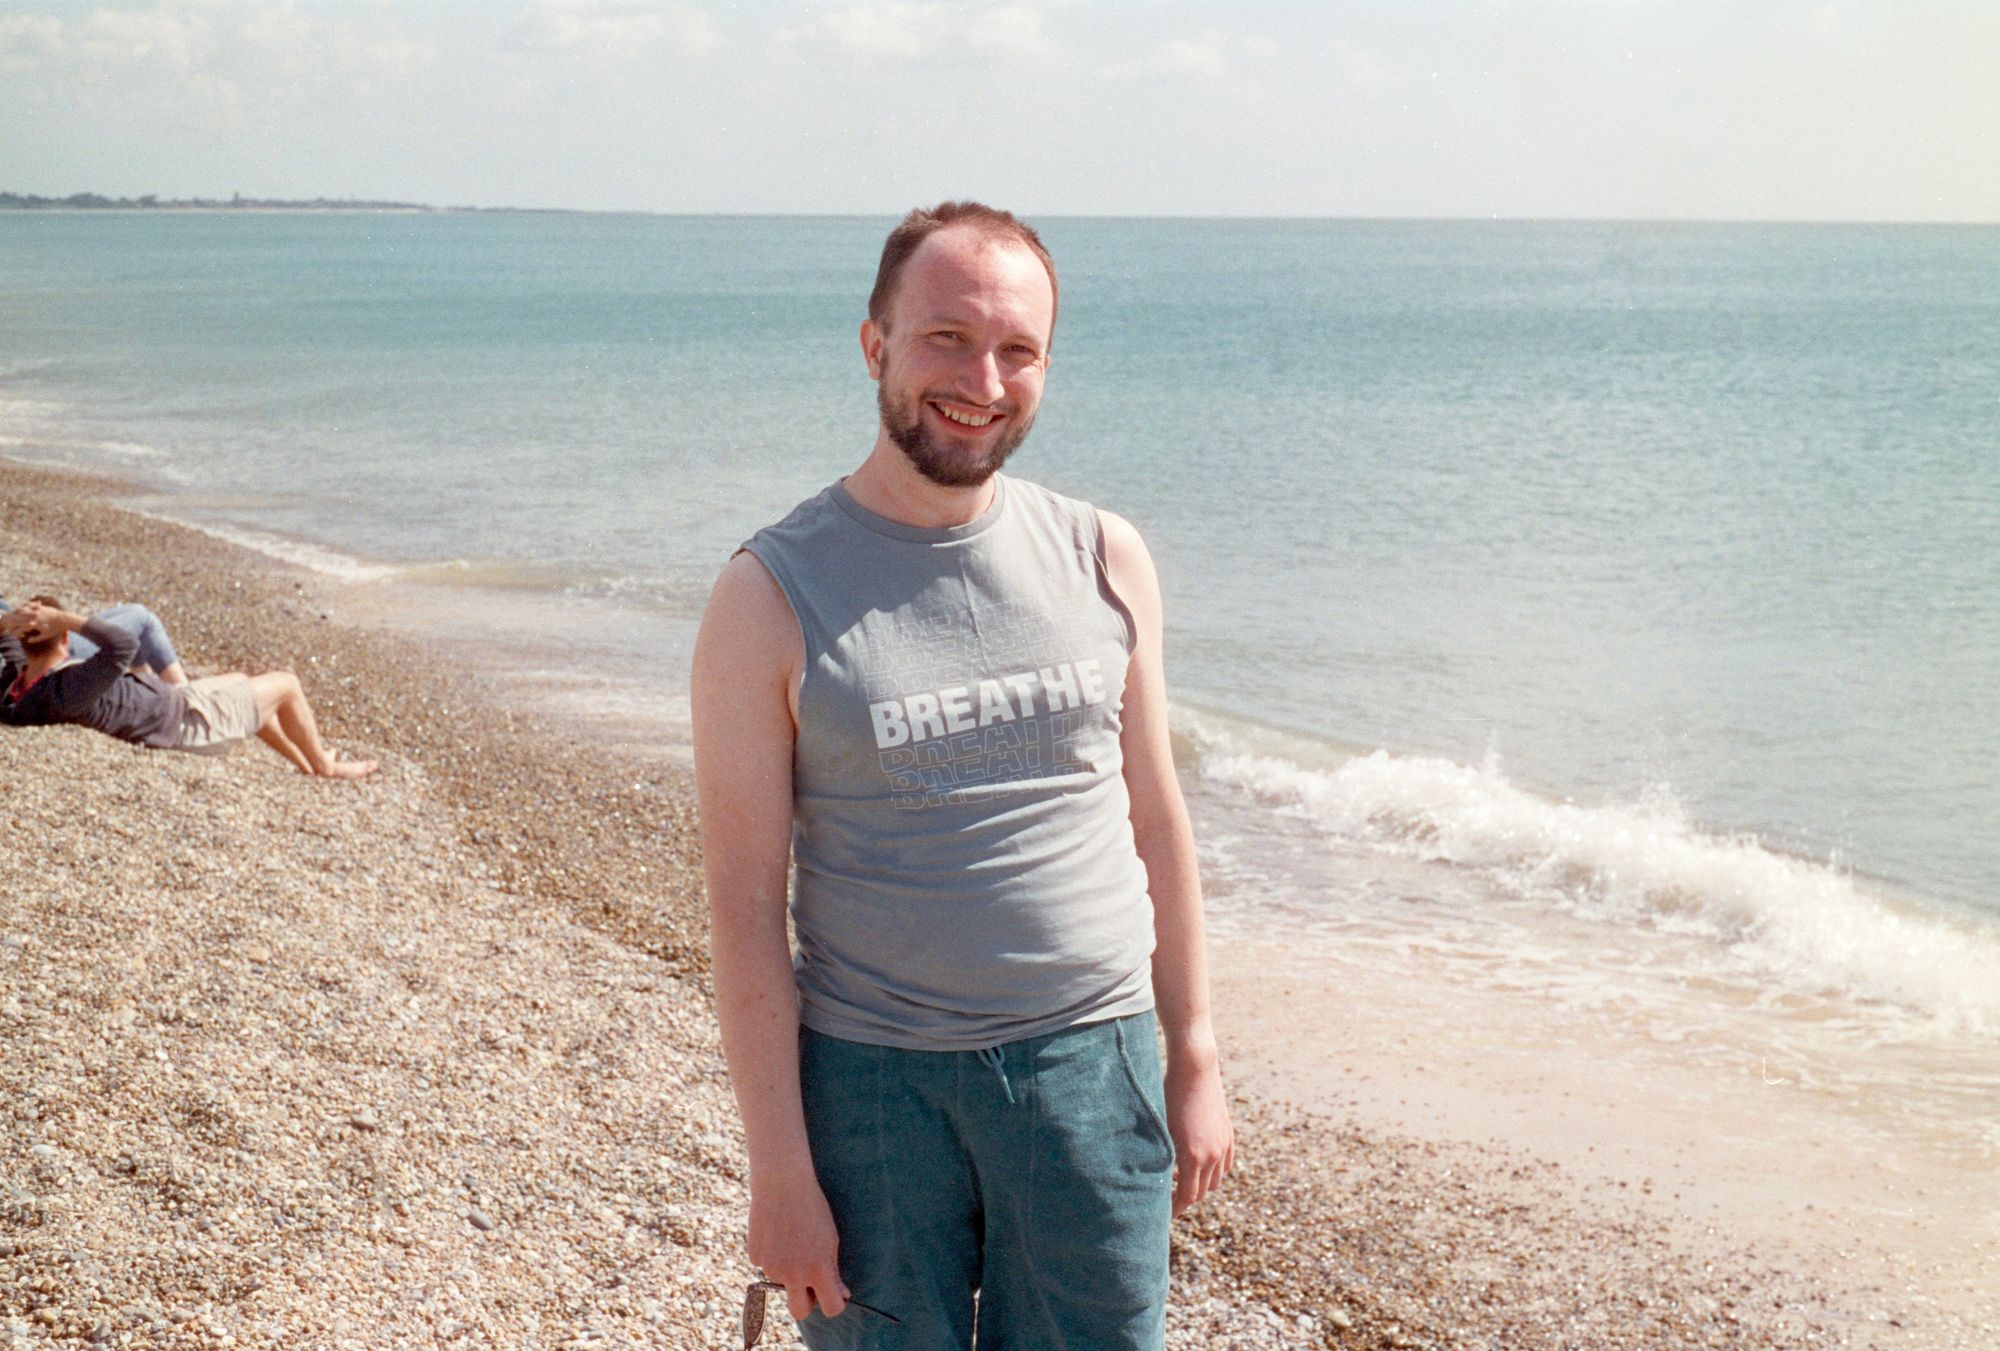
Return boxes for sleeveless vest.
[740,474,1156,1050]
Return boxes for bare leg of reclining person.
[256,721,315,774]
[241,670,378,779]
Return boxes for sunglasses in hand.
[742,1279,900,1347]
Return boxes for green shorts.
[798,1009,1173,1350]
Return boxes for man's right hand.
[747,1168,849,1321]
[9,601,76,644]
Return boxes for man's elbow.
[82,619,140,668]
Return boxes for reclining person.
[0,597,375,780]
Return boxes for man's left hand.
[10,601,68,643]
[1164,1048,1234,1215]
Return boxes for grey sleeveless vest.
[741,474,1157,1051]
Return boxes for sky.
[1,0,1995,220]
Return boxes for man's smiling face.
[864,226,1054,489]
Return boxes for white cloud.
[0,15,68,76]
[505,1,720,62]
[980,3,1051,59]
[1103,28,1272,82]
[67,5,220,82]
[0,1,437,109]
[779,1,1053,64]
[1150,34,1229,79]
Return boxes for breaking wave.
[1186,716,2000,1036]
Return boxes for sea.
[3,212,1996,1186]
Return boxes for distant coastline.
[0,190,536,213]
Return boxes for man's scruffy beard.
[878,357,1035,489]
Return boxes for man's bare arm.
[691,550,849,1321]
[1100,509,1236,1215]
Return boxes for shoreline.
[1,459,1979,1349]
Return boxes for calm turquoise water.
[3,214,1997,1069]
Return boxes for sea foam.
[134,513,403,584]
[1189,719,2000,1037]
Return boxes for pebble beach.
[0,459,1958,1350]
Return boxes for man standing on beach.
[692,202,1232,1348]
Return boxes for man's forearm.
[711,901,818,1184]
[1138,800,1219,1064]
[1136,781,1235,1214]
[76,615,139,668]
[708,888,848,1314]
[33,608,91,638]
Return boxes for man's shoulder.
[998,475,1117,544]
[740,481,844,556]
[1002,473,1098,514]
[1005,479,1154,576]
[699,550,799,672]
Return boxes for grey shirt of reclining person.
[0,617,187,749]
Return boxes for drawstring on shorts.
[975,1045,1016,1104]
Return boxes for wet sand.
[1209,935,1997,1349]
[2,458,1979,1349]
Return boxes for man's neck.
[844,438,999,529]
[11,644,66,694]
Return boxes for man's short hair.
[28,594,62,610]
[868,201,1059,341]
